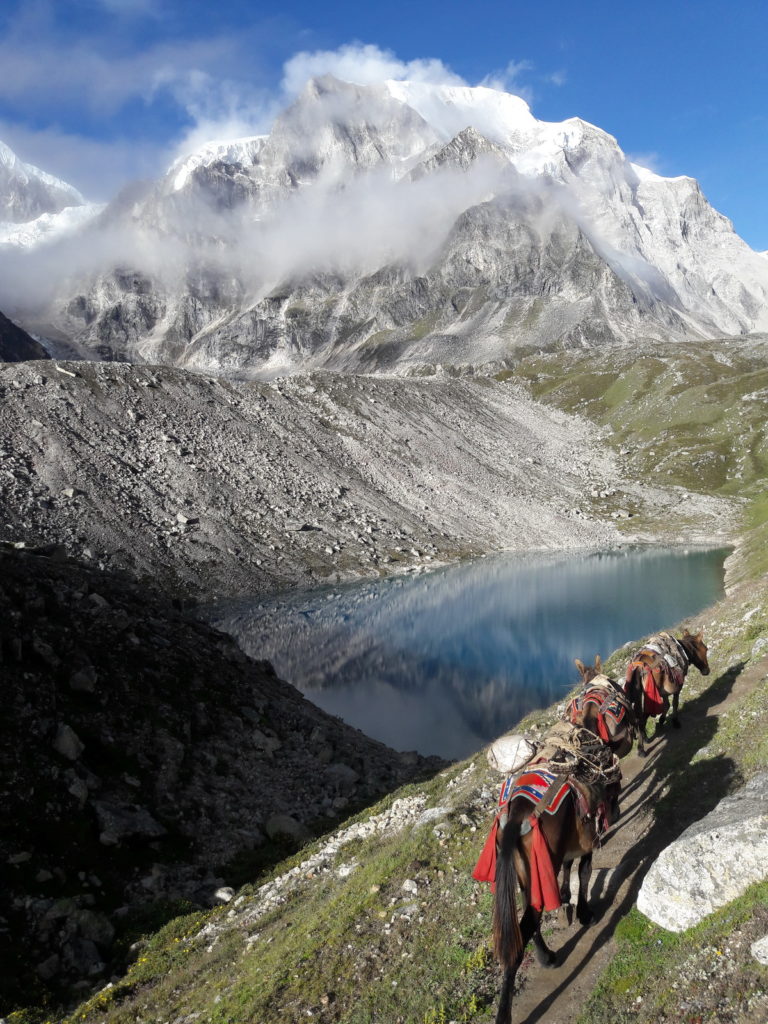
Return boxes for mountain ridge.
[2,75,767,373]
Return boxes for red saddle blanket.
[472,770,573,910]
[625,661,666,716]
[568,686,630,742]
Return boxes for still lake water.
[215,546,728,760]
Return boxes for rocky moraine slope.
[0,359,733,601]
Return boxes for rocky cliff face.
[0,308,49,361]
[3,76,767,374]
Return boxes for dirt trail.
[507,652,768,1024]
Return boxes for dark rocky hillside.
[0,546,441,1010]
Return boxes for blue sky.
[1,0,766,248]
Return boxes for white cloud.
[546,70,567,87]
[281,42,466,97]
[0,120,164,200]
[153,69,277,161]
[626,151,664,175]
[0,34,242,116]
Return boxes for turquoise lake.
[215,546,728,760]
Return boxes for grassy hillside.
[510,338,768,560]
[46,559,767,1024]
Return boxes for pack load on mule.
[473,721,622,1024]
[624,629,710,755]
[567,655,636,758]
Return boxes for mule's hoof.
[672,718,682,729]
[637,748,647,758]
[655,720,665,731]
[577,907,594,927]
[536,948,557,968]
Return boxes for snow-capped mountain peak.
[3,76,768,373]
[0,140,85,223]
[169,136,269,192]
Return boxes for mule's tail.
[624,666,643,709]
[493,815,523,968]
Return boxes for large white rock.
[486,734,536,774]
[637,772,768,932]
[752,935,768,966]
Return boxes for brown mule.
[489,731,621,1024]
[567,656,637,759]
[624,629,710,756]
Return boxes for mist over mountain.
[2,75,767,374]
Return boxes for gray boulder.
[637,771,768,932]
[93,801,167,845]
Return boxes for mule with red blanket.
[474,725,620,1024]
[624,629,709,756]
[567,655,636,759]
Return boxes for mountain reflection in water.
[215,546,728,760]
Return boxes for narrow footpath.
[508,651,768,1024]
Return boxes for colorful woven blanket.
[472,769,575,908]
[568,678,632,742]
[509,769,572,814]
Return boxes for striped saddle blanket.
[498,769,572,815]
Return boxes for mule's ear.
[574,658,586,677]
[683,627,692,637]
[695,630,703,640]
[595,654,603,672]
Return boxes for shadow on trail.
[515,659,747,1024]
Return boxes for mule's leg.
[671,689,681,728]
[657,693,670,731]
[559,860,574,925]
[495,905,544,1022]
[495,967,516,1024]
[575,853,594,926]
[529,906,556,968]
[636,710,647,756]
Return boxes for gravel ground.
[0,361,735,600]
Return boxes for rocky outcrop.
[0,546,442,1004]
[637,771,768,931]
[0,309,49,361]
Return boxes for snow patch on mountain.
[0,202,104,249]
[169,136,268,192]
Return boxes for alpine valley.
[3,71,768,1024]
